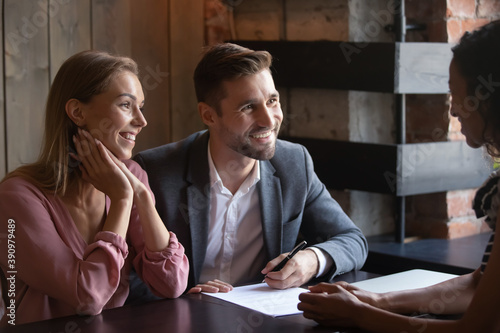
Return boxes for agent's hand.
[261,249,318,289]
[187,279,233,294]
[309,282,384,308]
[73,128,133,201]
[298,283,365,328]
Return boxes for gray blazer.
[133,131,368,291]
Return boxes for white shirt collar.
[207,141,260,194]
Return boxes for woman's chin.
[108,147,133,160]
[465,138,483,149]
[117,152,133,160]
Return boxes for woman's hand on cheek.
[100,145,150,202]
[73,128,133,201]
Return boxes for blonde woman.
[0,50,189,326]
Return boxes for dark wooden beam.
[282,137,491,196]
[231,40,396,92]
[228,40,452,94]
[281,137,398,194]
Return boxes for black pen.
[263,240,308,282]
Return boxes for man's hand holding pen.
[261,241,320,289]
[188,240,320,294]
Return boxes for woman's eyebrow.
[118,93,137,100]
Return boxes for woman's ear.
[65,99,85,127]
[198,102,218,127]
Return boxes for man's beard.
[228,125,280,161]
[236,140,276,160]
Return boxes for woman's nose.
[134,107,148,127]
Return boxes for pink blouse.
[0,159,189,326]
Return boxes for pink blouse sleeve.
[124,160,189,298]
[0,178,128,316]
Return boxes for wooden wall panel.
[0,0,193,177]
[130,0,171,152]
[4,0,49,172]
[233,0,283,40]
[170,0,205,142]
[49,0,92,81]
[395,42,453,94]
[91,0,131,56]
[0,1,4,178]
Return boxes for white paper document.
[202,270,457,318]
[351,269,458,293]
[203,283,307,317]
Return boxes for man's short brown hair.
[193,43,272,114]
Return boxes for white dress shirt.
[199,144,267,285]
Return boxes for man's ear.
[65,99,85,127]
[198,102,217,127]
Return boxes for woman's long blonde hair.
[2,50,139,195]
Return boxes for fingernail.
[69,152,80,161]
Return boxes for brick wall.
[204,0,232,45]
[406,0,499,239]
[443,0,499,238]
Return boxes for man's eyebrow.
[237,98,257,108]
[236,92,280,108]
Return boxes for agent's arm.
[299,216,500,332]
[454,213,500,332]
[299,282,460,332]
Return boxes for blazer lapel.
[258,160,283,260]
[186,132,211,285]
